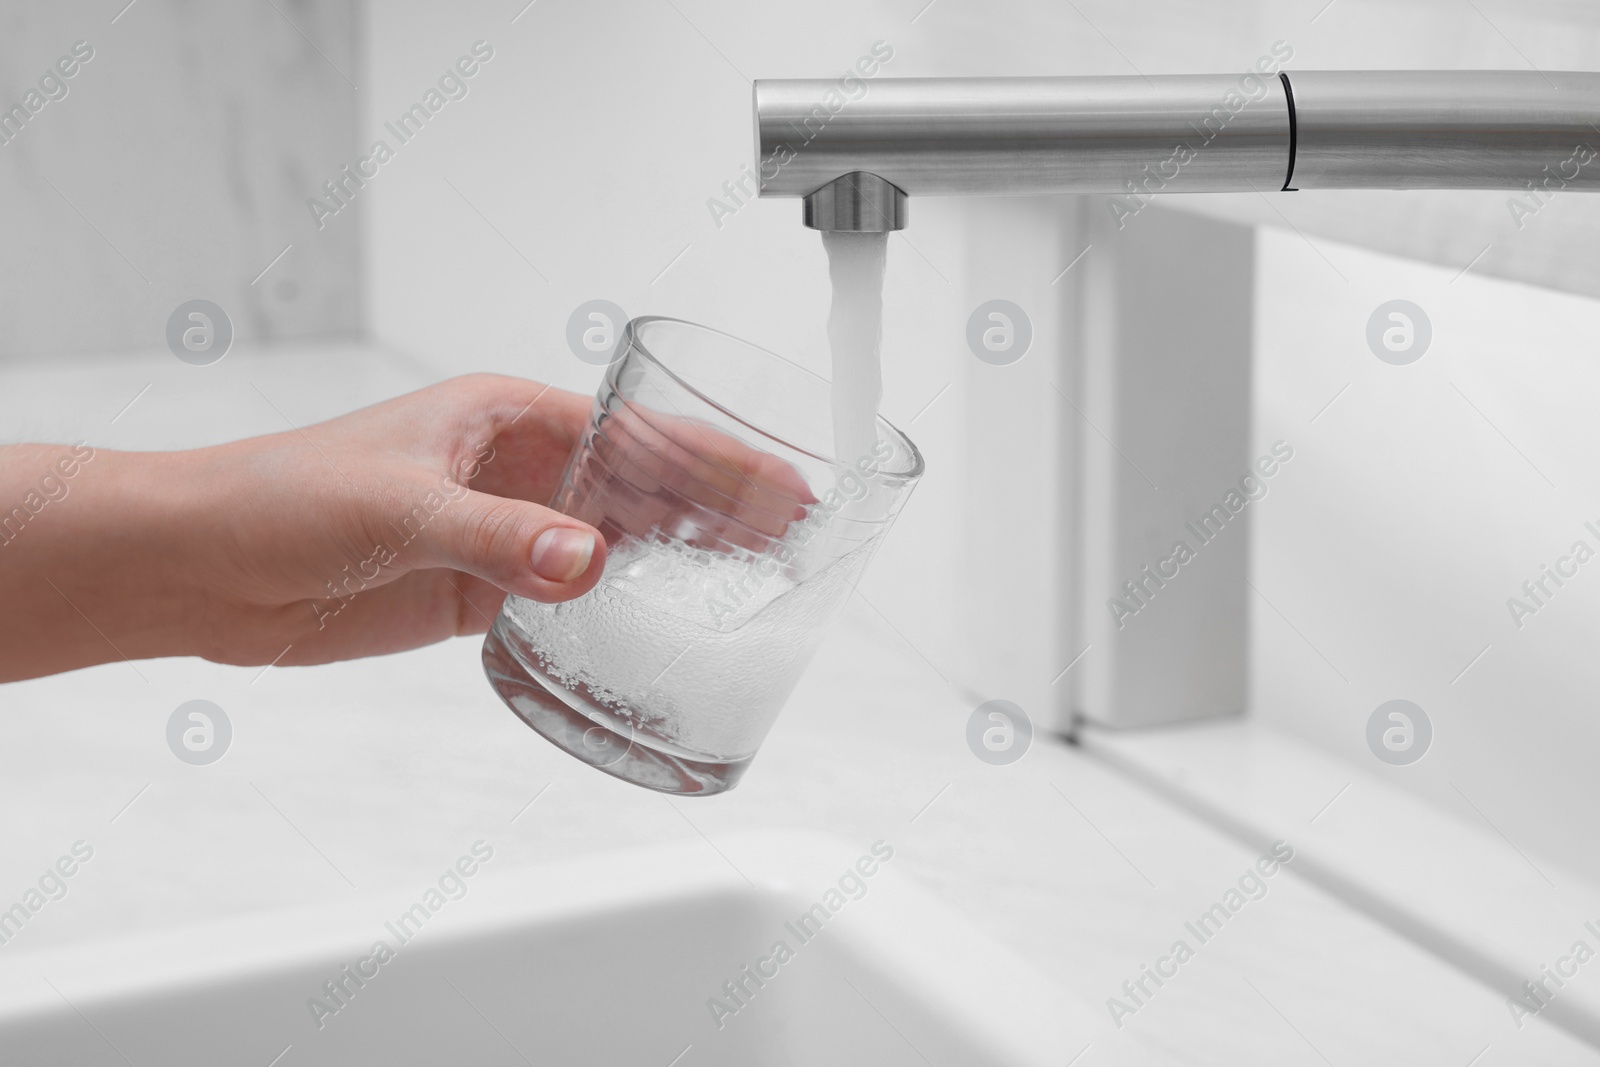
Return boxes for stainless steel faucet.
[753,72,1600,231]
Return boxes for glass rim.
[620,315,926,484]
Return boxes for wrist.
[0,445,210,678]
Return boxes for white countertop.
[1,342,1593,1065]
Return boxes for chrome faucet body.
[753,72,1600,231]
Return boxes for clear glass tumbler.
[482,317,923,796]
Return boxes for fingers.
[442,375,593,505]
[428,376,819,550]
[620,404,818,513]
[404,377,817,587]
[583,403,817,552]
[411,487,606,603]
[265,574,498,666]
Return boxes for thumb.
[413,488,606,603]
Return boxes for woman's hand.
[0,374,607,681]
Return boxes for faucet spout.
[802,171,908,232]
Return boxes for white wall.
[0,1,360,359]
[1254,229,1600,885]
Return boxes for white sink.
[0,833,1097,1066]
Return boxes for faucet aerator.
[803,171,908,233]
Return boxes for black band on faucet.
[1280,71,1299,191]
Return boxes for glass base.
[481,622,751,797]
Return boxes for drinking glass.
[482,316,923,795]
